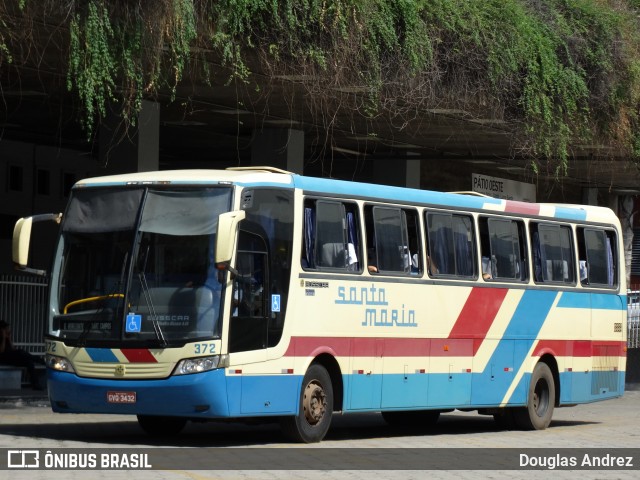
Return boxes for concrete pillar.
[582,187,598,206]
[372,157,421,188]
[137,100,160,172]
[99,100,160,173]
[250,128,304,174]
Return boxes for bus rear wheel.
[137,415,187,436]
[514,362,555,430]
[280,364,333,443]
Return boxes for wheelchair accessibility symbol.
[126,313,142,333]
[271,294,281,313]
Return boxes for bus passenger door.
[228,231,269,362]
[227,230,295,415]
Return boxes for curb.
[0,390,49,407]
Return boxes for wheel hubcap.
[533,380,548,416]
[303,380,326,425]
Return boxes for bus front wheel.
[137,415,187,436]
[514,362,555,430]
[280,364,333,443]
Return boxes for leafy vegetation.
[3,0,640,174]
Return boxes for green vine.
[68,1,116,132]
[3,0,640,174]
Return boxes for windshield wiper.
[137,245,167,347]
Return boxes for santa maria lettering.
[335,285,417,327]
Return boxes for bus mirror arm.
[12,213,63,276]
[216,261,240,278]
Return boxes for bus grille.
[591,345,619,395]
[73,361,174,379]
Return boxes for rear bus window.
[577,228,617,288]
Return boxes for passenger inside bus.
[481,256,494,280]
[427,254,438,275]
[367,248,378,273]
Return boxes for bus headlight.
[174,354,229,375]
[46,354,75,373]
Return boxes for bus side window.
[480,217,528,282]
[577,227,616,287]
[425,211,475,278]
[302,199,361,272]
[531,223,575,284]
[365,205,418,275]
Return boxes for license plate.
[107,391,137,404]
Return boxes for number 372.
[194,343,215,354]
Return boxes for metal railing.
[628,290,640,349]
[0,274,48,355]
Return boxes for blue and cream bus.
[13,167,626,442]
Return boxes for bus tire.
[280,364,333,443]
[137,415,187,436]
[514,362,555,430]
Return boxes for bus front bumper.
[47,369,230,418]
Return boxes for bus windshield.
[51,187,232,345]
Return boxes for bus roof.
[74,168,618,225]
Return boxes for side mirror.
[13,213,62,275]
[215,210,246,270]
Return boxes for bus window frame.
[301,197,363,274]
[479,215,529,283]
[364,203,422,277]
[577,226,618,289]
[530,221,577,287]
[424,209,477,280]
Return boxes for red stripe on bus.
[285,337,478,357]
[284,337,429,357]
[504,200,541,216]
[120,349,157,363]
[284,337,627,359]
[532,340,626,357]
[448,287,508,354]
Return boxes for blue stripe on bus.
[293,175,502,210]
[553,206,588,221]
[557,292,625,310]
[48,366,625,417]
[591,293,625,310]
[341,369,625,412]
[85,348,119,363]
[472,290,558,406]
[503,289,558,338]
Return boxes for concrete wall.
[0,140,101,274]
